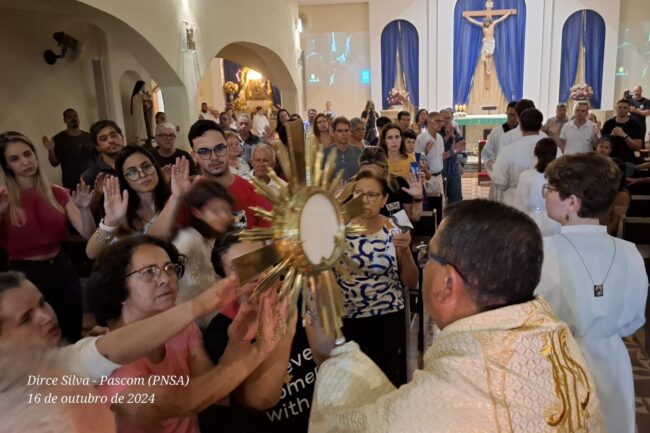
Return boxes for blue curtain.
[453,0,487,107]
[558,13,583,104]
[399,22,419,107]
[223,60,241,84]
[584,11,605,108]
[493,0,526,102]
[272,85,282,107]
[381,22,399,109]
[559,10,606,108]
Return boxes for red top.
[228,175,272,228]
[2,186,70,260]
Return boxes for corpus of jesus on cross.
[463,1,517,89]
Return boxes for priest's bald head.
[423,200,543,329]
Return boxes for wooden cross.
[462,1,517,20]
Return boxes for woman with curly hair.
[89,235,286,433]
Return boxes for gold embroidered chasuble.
[309,298,604,433]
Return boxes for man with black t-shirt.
[629,86,650,147]
[42,108,95,191]
[601,99,643,165]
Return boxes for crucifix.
[463,1,517,89]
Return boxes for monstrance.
[232,120,364,337]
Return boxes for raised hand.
[72,179,92,209]
[170,157,191,199]
[0,186,9,215]
[41,136,55,151]
[102,175,128,226]
[193,275,239,317]
[393,231,412,252]
[401,172,424,200]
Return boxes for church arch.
[210,41,299,112]
[381,20,419,109]
[559,10,605,109]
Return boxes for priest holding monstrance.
[234,123,603,432]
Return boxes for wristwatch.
[623,134,629,139]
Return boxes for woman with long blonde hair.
[0,131,95,342]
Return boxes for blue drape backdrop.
[400,22,420,108]
[559,10,605,108]
[453,0,485,107]
[493,0,526,102]
[584,12,605,108]
[454,0,526,106]
[381,20,419,109]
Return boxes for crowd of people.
[0,87,648,433]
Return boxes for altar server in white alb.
[491,108,557,206]
[482,100,518,174]
[310,200,604,433]
[496,99,547,151]
[536,153,648,433]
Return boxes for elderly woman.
[89,236,286,433]
[0,131,95,342]
[335,171,419,386]
[536,153,648,433]
[225,131,252,180]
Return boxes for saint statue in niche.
[130,80,154,146]
[463,1,516,89]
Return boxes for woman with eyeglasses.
[89,235,284,433]
[86,145,192,259]
[358,146,423,223]
[0,131,95,342]
[225,131,252,180]
[334,171,418,387]
[535,153,647,433]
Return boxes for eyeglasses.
[125,263,184,282]
[195,144,228,160]
[428,252,466,281]
[353,190,383,203]
[156,133,176,139]
[123,162,156,181]
[541,183,558,198]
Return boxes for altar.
[455,114,505,148]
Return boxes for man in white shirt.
[250,143,287,191]
[252,106,270,137]
[198,102,218,122]
[415,111,445,195]
[559,102,599,154]
[481,100,518,175]
[492,108,555,205]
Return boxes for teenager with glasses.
[0,131,95,342]
[89,235,286,433]
[333,170,418,387]
[85,145,192,259]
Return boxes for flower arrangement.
[223,81,239,95]
[232,97,248,112]
[386,88,410,107]
[569,83,593,101]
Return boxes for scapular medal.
[594,285,604,297]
